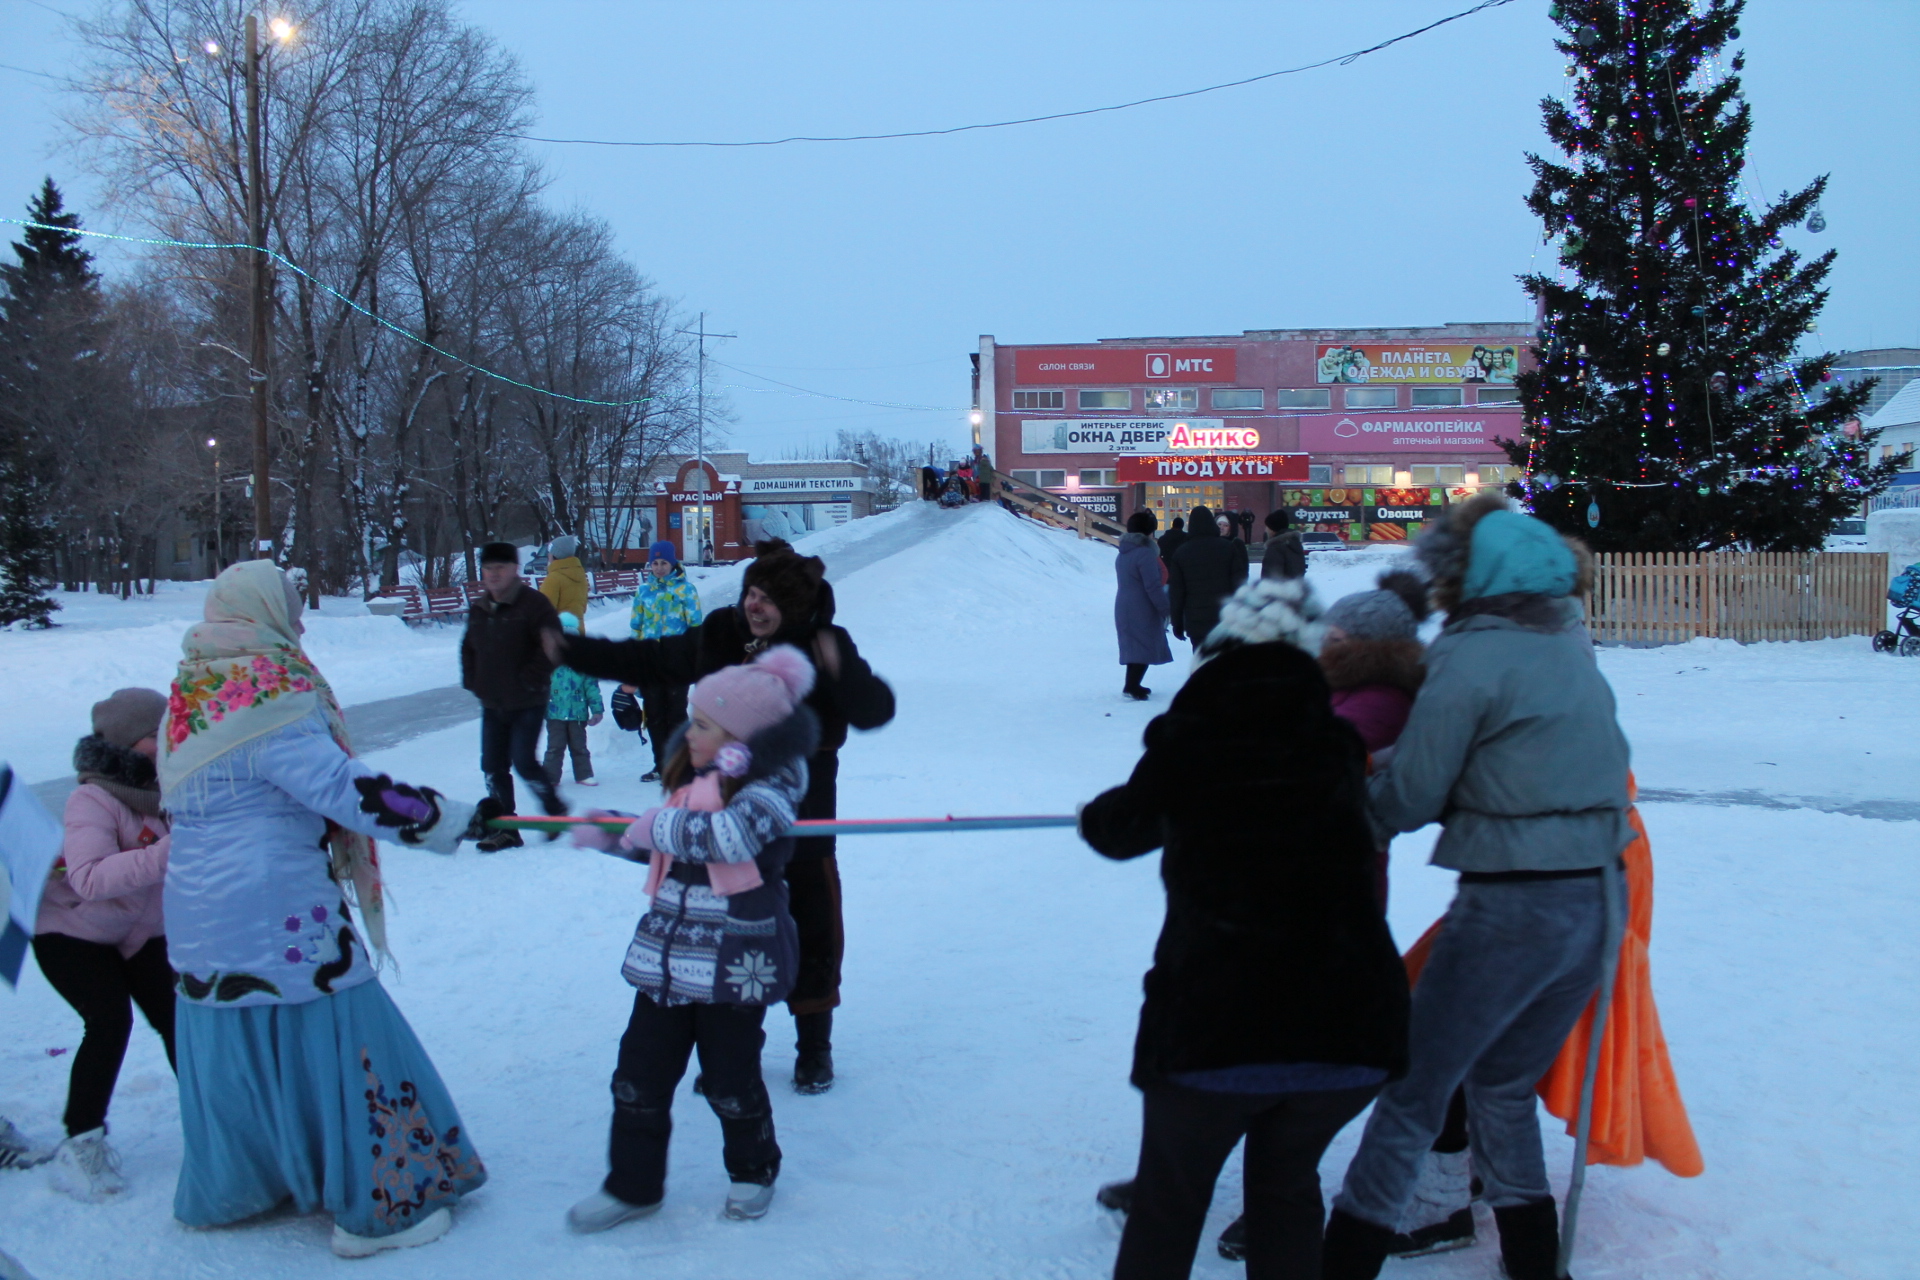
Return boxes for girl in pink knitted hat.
[565,645,819,1232]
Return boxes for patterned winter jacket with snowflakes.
[629,569,704,641]
[619,722,812,1007]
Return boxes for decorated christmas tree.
[1509,0,1900,552]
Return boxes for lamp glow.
[268,17,295,40]
[204,40,221,55]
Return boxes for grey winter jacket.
[1368,612,1631,873]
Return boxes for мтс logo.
[1145,352,1171,379]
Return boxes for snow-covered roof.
[1864,378,1920,431]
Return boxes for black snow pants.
[638,682,689,774]
[31,933,177,1137]
[605,993,780,1207]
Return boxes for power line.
[710,359,964,412]
[1,217,652,408]
[512,0,1517,149]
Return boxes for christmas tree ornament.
[1728,25,1741,39]
[1575,25,1601,48]
[1607,115,1619,128]
[1691,305,1707,317]
[1587,500,1601,528]
[1657,342,1672,356]
[1709,372,1730,394]
[1806,206,1827,233]
[1548,1,1564,19]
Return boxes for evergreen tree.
[1510,0,1899,552]
[0,178,103,625]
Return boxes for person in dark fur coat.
[1167,505,1248,646]
[549,540,895,1095]
[1080,577,1409,1280]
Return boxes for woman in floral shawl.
[159,561,493,1258]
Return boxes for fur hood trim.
[1417,493,1594,616]
[1319,637,1426,693]
[73,733,158,791]
[1194,576,1325,668]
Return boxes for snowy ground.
[1,503,1915,1278]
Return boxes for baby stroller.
[1872,562,1920,657]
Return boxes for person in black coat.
[1156,516,1188,566]
[1080,576,1409,1280]
[552,540,895,1095]
[1167,505,1249,647]
[461,542,567,850]
[1262,508,1308,581]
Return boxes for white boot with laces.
[49,1128,125,1201]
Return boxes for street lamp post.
[244,13,271,559]
[207,436,221,570]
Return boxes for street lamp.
[206,436,222,571]
[238,12,296,560]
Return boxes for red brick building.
[975,322,1533,543]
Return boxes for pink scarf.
[641,771,765,898]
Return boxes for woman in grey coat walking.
[1114,511,1173,700]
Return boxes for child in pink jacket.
[33,688,176,1201]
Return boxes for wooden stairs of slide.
[981,467,1125,548]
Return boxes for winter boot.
[1216,1214,1247,1260]
[474,828,522,852]
[793,1011,834,1095]
[1493,1198,1566,1280]
[48,1129,125,1202]
[1095,1179,1134,1215]
[1320,1208,1394,1280]
[1122,686,1150,701]
[641,769,661,783]
[1387,1148,1476,1257]
[0,1119,49,1170]
[566,1189,662,1234]
[330,1205,452,1257]
[724,1180,776,1220]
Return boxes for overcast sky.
[1,0,1914,460]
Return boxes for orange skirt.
[1400,801,1703,1176]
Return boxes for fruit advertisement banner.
[1280,487,1440,542]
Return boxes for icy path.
[1,505,1914,1278]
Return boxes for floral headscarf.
[159,561,389,959]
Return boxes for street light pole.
[676,312,733,565]
[245,13,271,559]
[207,437,221,571]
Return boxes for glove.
[623,807,663,853]
[355,774,473,854]
[571,808,634,854]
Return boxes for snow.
[2,502,1916,1278]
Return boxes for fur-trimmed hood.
[1319,637,1426,694]
[74,733,159,791]
[1417,492,1593,617]
[1194,576,1325,667]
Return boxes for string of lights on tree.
[1509,0,1896,552]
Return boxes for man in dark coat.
[462,541,567,851]
[1167,505,1248,647]
[1156,516,1188,565]
[1262,508,1309,581]
[553,540,896,1094]
[1081,575,1409,1279]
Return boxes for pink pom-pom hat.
[689,644,816,741]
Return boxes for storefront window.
[1078,469,1117,487]
[1411,386,1464,407]
[1145,482,1225,532]
[1467,465,1521,485]
[1038,470,1067,488]
[1211,389,1264,409]
[1145,387,1199,411]
[1079,390,1130,410]
[1475,386,1522,404]
[1013,390,1065,410]
[1010,470,1040,486]
[1409,465,1466,486]
[1344,387,1397,408]
[1275,389,1332,409]
[1343,465,1394,484]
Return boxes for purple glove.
[622,808,663,853]
[570,809,633,853]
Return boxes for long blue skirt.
[174,978,486,1238]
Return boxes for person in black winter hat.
[548,539,895,1095]
[1261,508,1307,581]
[1081,576,1409,1280]
[462,542,567,850]
[1167,506,1249,647]
[1156,516,1188,566]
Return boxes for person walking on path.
[1080,576,1408,1280]
[1322,493,1631,1280]
[551,539,895,1096]
[628,540,704,783]
[1114,511,1172,701]
[1260,509,1308,581]
[1167,505,1248,649]
[462,542,567,852]
[563,646,819,1232]
[1156,516,1188,566]
[32,688,176,1202]
[539,535,589,626]
[158,560,493,1259]
[544,614,604,788]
